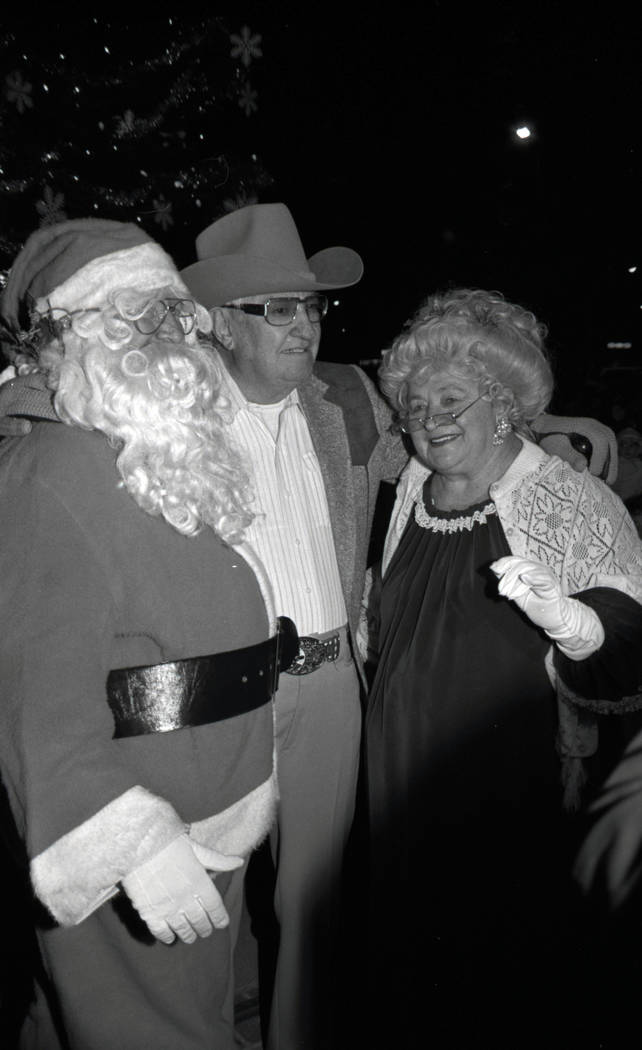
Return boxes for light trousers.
[260,649,362,1050]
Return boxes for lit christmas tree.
[0,15,272,275]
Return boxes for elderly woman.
[364,288,642,1049]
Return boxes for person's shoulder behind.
[312,359,393,426]
[313,359,377,393]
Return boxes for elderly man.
[179,203,404,1050]
[0,204,620,1050]
[0,218,295,1050]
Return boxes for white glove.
[121,833,243,945]
[491,556,604,661]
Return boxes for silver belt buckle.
[285,634,340,675]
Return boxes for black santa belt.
[107,616,298,738]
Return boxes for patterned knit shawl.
[497,452,642,603]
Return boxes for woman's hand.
[491,556,604,660]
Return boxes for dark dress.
[365,483,583,1048]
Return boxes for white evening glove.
[491,556,604,661]
[121,833,243,945]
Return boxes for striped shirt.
[223,369,347,636]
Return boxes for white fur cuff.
[31,785,185,926]
[189,772,278,857]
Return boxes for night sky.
[1,6,641,420]
[258,5,642,417]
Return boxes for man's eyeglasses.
[133,298,197,335]
[398,393,485,434]
[223,295,329,327]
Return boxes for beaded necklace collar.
[414,489,497,534]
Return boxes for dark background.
[1,5,641,423]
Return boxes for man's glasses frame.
[398,392,486,434]
[223,295,329,327]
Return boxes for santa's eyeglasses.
[133,298,197,335]
[38,307,101,339]
[39,299,197,337]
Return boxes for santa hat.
[0,218,188,332]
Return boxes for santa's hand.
[0,376,31,436]
[0,414,32,437]
[491,556,604,660]
[0,370,39,437]
[121,833,243,945]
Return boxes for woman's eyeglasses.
[398,393,485,434]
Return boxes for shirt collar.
[215,350,302,419]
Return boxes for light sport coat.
[297,361,407,661]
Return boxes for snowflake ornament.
[238,83,258,117]
[230,26,262,68]
[36,186,67,226]
[5,71,33,114]
[153,196,174,231]
[115,110,136,138]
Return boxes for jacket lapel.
[298,372,356,617]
